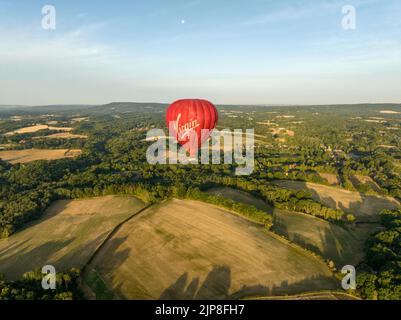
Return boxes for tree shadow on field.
[0,238,75,280]
[230,273,339,299]
[272,213,324,258]
[272,210,355,266]
[89,236,132,299]
[269,274,339,296]
[0,232,131,283]
[55,231,110,269]
[273,180,363,217]
[159,265,339,300]
[291,233,323,256]
[12,199,73,233]
[280,180,396,221]
[159,265,231,300]
[89,236,131,272]
[0,239,31,260]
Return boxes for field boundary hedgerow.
[81,203,155,274]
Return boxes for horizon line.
[1,101,401,108]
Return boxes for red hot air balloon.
[166,99,218,156]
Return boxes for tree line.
[0,268,82,300]
[200,176,349,222]
[357,208,401,299]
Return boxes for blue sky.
[0,0,400,105]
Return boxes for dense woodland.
[1,102,401,299]
[0,268,82,300]
[357,209,401,299]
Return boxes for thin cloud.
[311,36,401,68]
[76,12,89,19]
[0,23,111,63]
[242,0,382,26]
[243,6,311,26]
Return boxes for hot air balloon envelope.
[166,99,218,156]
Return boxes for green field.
[0,196,146,280]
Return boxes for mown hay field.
[86,199,338,300]
[5,125,72,135]
[206,187,382,266]
[33,132,88,139]
[0,196,146,280]
[319,173,340,186]
[273,180,399,221]
[350,175,381,192]
[0,148,82,164]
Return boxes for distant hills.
[1,102,400,117]
[92,102,167,114]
